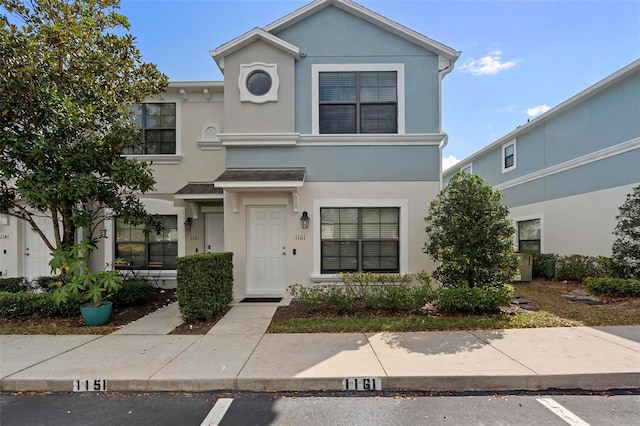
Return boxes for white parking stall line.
[536,397,590,426]
[201,398,234,426]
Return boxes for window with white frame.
[502,139,516,172]
[238,63,279,103]
[319,71,397,134]
[126,103,177,155]
[115,216,178,269]
[517,218,541,253]
[312,64,405,135]
[320,207,399,273]
[461,163,472,174]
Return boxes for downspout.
[437,55,459,190]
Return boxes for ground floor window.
[115,216,178,269]
[518,218,541,253]
[320,207,399,273]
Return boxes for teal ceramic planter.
[80,301,113,326]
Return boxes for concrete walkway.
[1,302,639,393]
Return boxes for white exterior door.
[205,212,224,253]
[23,216,55,279]
[247,207,286,296]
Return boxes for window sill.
[310,274,342,283]
[123,155,183,165]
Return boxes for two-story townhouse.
[1,0,460,300]
[443,59,640,258]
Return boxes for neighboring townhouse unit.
[443,59,640,257]
[0,0,460,300]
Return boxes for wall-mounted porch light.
[184,217,193,232]
[300,211,310,229]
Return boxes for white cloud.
[526,104,551,118]
[498,105,516,113]
[442,154,461,170]
[459,50,516,76]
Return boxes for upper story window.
[126,103,176,155]
[319,71,397,134]
[312,64,405,135]
[461,163,473,174]
[239,63,279,103]
[502,139,516,173]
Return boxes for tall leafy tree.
[424,172,518,288]
[0,0,168,253]
[612,184,640,279]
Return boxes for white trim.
[460,163,473,174]
[211,28,300,70]
[311,63,405,135]
[311,198,409,280]
[513,214,544,253]
[238,63,279,103]
[220,132,298,147]
[298,133,444,146]
[502,139,517,173]
[495,137,640,191]
[263,0,460,63]
[443,58,640,174]
[174,193,224,201]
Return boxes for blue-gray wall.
[227,145,441,181]
[444,67,640,206]
[275,6,441,134]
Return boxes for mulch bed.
[0,288,177,333]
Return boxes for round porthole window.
[246,71,272,96]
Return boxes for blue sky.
[120,0,640,168]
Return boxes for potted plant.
[51,241,123,326]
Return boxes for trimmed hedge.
[0,277,28,293]
[433,285,514,314]
[107,279,154,307]
[176,252,233,323]
[555,255,613,281]
[584,277,640,298]
[0,291,84,318]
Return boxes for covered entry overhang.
[174,183,224,219]
[214,168,306,212]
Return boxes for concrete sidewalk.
[1,302,639,393]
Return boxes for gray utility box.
[514,253,533,282]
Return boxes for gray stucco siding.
[226,145,441,182]
[276,6,441,134]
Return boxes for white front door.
[23,215,55,279]
[205,212,224,253]
[247,207,286,296]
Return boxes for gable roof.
[211,0,460,74]
[444,58,640,174]
[211,28,301,71]
[264,0,460,68]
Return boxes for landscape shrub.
[555,255,611,281]
[0,291,83,318]
[611,184,640,280]
[433,285,514,314]
[0,277,28,293]
[288,272,435,313]
[177,252,233,323]
[584,277,640,298]
[107,279,154,307]
[32,276,60,293]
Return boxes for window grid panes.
[321,207,399,273]
[125,103,176,155]
[319,71,397,134]
[504,143,515,169]
[518,219,541,253]
[115,216,178,269]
